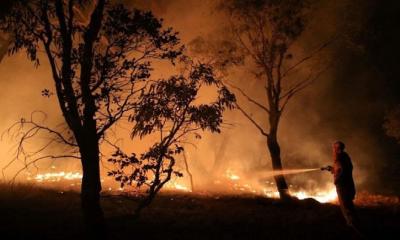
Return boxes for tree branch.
[8,154,80,184]
[225,81,270,113]
[236,103,268,137]
[280,65,329,111]
[282,37,335,78]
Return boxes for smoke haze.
[1,0,399,195]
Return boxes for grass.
[0,183,398,239]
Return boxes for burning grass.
[21,168,400,209]
[24,168,339,204]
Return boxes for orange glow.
[27,171,82,182]
[26,169,337,203]
[225,169,240,180]
[168,183,192,192]
[223,169,338,203]
[291,188,337,203]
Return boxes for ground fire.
[0,0,399,239]
[25,167,338,203]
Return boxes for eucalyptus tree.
[1,0,182,235]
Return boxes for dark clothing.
[337,186,357,226]
[333,152,356,200]
[333,152,357,227]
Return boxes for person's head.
[333,141,345,154]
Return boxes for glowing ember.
[263,189,281,198]
[225,169,240,180]
[291,188,337,203]
[173,183,191,192]
[24,168,337,204]
[262,186,337,203]
[224,170,338,203]
[165,182,192,192]
[28,171,83,182]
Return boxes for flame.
[291,188,337,203]
[224,169,337,203]
[263,189,281,198]
[225,169,240,180]
[28,171,83,182]
[172,183,191,192]
[27,169,193,193]
[25,168,338,203]
[164,181,192,192]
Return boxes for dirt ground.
[0,184,398,240]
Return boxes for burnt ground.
[0,184,398,240]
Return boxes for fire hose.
[320,165,333,172]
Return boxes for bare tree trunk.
[183,152,194,192]
[134,153,175,217]
[267,111,290,200]
[78,135,107,239]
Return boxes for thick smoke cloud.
[1,0,399,195]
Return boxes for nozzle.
[321,166,333,172]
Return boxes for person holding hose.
[322,141,361,233]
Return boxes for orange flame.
[25,169,337,203]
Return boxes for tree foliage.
[1,1,182,139]
[108,61,235,214]
[221,0,314,114]
[1,0,235,219]
[0,0,183,232]
[0,0,185,177]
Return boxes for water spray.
[256,168,321,180]
[256,166,335,180]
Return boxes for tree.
[0,0,21,62]
[1,0,182,235]
[0,0,17,20]
[108,61,235,215]
[213,0,329,199]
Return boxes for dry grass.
[0,183,398,239]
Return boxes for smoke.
[134,0,400,195]
[0,0,399,196]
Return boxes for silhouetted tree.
[182,151,195,191]
[108,62,235,215]
[0,0,21,62]
[196,0,331,199]
[0,1,17,20]
[1,0,182,236]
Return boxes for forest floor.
[0,183,399,240]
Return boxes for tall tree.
[215,0,329,198]
[1,0,182,235]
